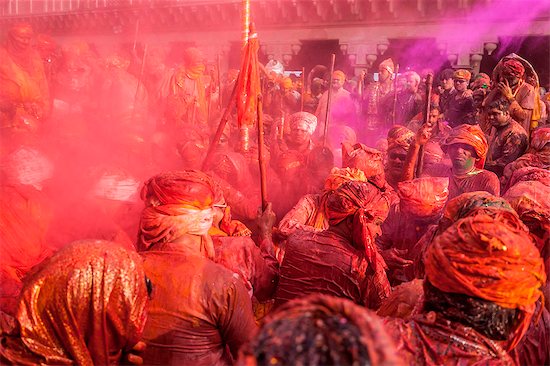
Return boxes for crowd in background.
[1,22,549,365]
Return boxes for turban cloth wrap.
[0,240,148,365]
[288,111,317,136]
[387,126,414,152]
[472,73,491,89]
[341,142,386,187]
[443,124,488,169]
[453,69,471,81]
[333,70,346,81]
[529,127,550,152]
[397,177,449,218]
[138,170,216,256]
[506,167,550,191]
[502,59,525,78]
[379,58,395,74]
[423,141,444,165]
[440,191,526,234]
[246,294,402,366]
[424,215,546,350]
[326,181,390,274]
[504,181,550,251]
[308,167,368,230]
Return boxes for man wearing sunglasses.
[444,69,475,128]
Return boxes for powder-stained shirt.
[274,228,388,309]
[142,249,256,366]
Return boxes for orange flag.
[235,22,261,128]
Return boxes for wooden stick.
[257,94,268,210]
[201,76,239,170]
[415,73,433,178]
[217,54,222,111]
[300,66,305,111]
[130,43,147,123]
[322,53,336,147]
[391,64,400,127]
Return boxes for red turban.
[529,127,550,152]
[502,59,525,78]
[504,181,550,251]
[397,177,449,217]
[443,124,488,169]
[425,215,546,350]
[138,170,216,253]
[471,72,491,90]
[341,142,386,187]
[326,181,390,272]
[506,166,550,191]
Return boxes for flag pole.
[322,53,336,147]
[257,94,268,210]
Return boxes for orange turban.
[326,181,390,268]
[453,69,471,81]
[138,170,216,252]
[443,124,488,169]
[425,215,546,350]
[387,126,414,152]
[471,73,490,90]
[323,167,367,192]
[397,177,449,217]
[333,70,346,81]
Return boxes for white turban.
[289,112,318,135]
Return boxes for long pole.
[322,53,336,147]
[300,66,305,111]
[201,76,239,170]
[415,73,433,178]
[391,64,400,127]
[130,43,148,122]
[217,54,222,111]
[257,94,268,210]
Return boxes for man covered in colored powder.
[485,98,528,177]
[385,215,546,365]
[445,69,475,127]
[442,124,500,199]
[137,171,257,365]
[275,180,392,309]
[0,23,50,132]
[485,56,537,135]
[315,70,357,133]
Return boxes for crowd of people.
[1,22,549,365]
